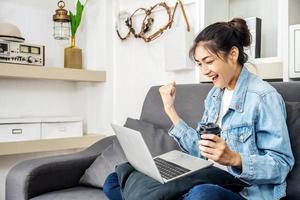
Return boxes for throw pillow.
[79,139,127,188]
[124,118,181,157]
[285,101,300,199]
[116,163,248,200]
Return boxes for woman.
[104,18,294,200]
[159,18,294,200]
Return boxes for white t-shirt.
[213,88,234,171]
[216,88,234,127]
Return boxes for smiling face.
[194,43,242,90]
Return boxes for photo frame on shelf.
[289,24,300,78]
[244,17,261,60]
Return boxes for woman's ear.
[229,46,239,63]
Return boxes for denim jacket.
[169,67,294,200]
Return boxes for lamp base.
[64,46,82,69]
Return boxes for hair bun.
[228,18,251,47]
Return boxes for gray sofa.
[6,82,300,200]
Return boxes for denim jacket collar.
[211,67,249,113]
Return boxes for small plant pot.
[64,46,82,69]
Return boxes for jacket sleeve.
[167,92,212,158]
[229,92,295,184]
[168,119,202,158]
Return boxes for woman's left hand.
[199,134,242,168]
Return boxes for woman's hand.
[199,134,242,168]
[159,81,180,125]
[159,81,176,111]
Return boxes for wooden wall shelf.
[0,64,106,82]
[0,134,106,155]
[248,57,283,80]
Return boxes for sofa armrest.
[6,136,115,200]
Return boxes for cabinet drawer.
[41,121,83,139]
[0,123,41,142]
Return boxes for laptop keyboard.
[154,157,191,180]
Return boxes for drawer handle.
[12,129,22,134]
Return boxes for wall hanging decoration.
[115,11,132,41]
[115,0,190,43]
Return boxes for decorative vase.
[64,36,82,69]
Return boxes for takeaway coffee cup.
[198,123,221,137]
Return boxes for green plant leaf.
[68,0,85,37]
[75,0,84,30]
[69,11,76,36]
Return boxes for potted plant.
[64,0,86,69]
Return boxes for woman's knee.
[184,184,244,200]
[184,184,224,200]
[103,172,120,195]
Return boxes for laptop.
[111,123,213,184]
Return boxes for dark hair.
[189,18,251,66]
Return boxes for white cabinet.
[289,25,300,78]
[0,123,40,142]
[194,0,300,82]
[0,117,83,142]
[0,118,41,142]
[41,117,83,139]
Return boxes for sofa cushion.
[79,139,127,188]
[285,101,300,199]
[124,118,181,157]
[116,163,248,200]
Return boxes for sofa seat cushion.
[30,186,108,200]
[285,101,300,199]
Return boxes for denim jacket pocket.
[225,124,256,153]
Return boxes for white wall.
[78,0,115,135]
[113,0,198,125]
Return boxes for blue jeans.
[183,184,245,200]
[103,172,122,200]
[103,172,245,200]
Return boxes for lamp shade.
[53,21,70,40]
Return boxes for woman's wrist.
[165,106,180,125]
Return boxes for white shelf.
[0,134,106,155]
[0,63,106,82]
[247,59,283,80]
